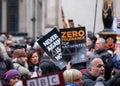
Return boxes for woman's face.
[9,75,20,86]
[30,52,39,64]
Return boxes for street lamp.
[31,0,36,40]
[93,0,98,35]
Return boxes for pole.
[93,0,98,35]
[31,0,36,40]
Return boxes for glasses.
[11,76,21,80]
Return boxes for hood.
[0,42,10,60]
[82,71,97,81]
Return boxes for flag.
[61,7,68,28]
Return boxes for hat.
[3,69,21,82]
[13,49,27,58]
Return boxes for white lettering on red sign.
[38,77,48,86]
[26,74,60,86]
[48,74,60,85]
[27,79,37,86]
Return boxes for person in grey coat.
[12,49,32,79]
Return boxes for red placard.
[22,72,65,86]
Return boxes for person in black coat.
[82,56,120,86]
[39,59,60,75]
[94,38,113,81]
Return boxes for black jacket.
[95,49,113,81]
[82,71,109,86]
[82,71,120,86]
[82,71,97,86]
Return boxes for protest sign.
[117,18,120,29]
[60,27,87,64]
[22,72,65,86]
[37,28,67,69]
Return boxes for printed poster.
[22,72,65,86]
[60,27,87,64]
[37,28,67,69]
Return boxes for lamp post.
[31,0,36,40]
[93,0,98,35]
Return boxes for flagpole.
[93,0,98,35]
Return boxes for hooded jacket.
[13,58,31,79]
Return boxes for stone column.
[36,0,42,36]
[19,0,27,32]
[26,0,33,37]
[41,0,60,35]
[2,0,7,32]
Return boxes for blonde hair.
[63,69,82,84]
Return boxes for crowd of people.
[0,32,120,86]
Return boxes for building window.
[7,0,19,33]
[0,0,1,32]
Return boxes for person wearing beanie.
[3,69,21,86]
[13,49,27,59]
[12,49,32,79]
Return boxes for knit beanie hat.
[13,49,27,58]
[3,69,21,82]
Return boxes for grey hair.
[86,54,100,69]
[0,42,10,60]
[97,38,106,46]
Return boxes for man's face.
[89,58,105,78]
[95,40,104,51]
[18,56,27,64]
[86,38,93,47]
[21,56,27,62]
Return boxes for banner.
[22,72,65,86]
[112,17,120,34]
[61,7,68,28]
[60,27,87,64]
[37,28,67,69]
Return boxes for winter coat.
[13,59,31,79]
[28,62,39,73]
[82,71,109,86]
[82,71,120,86]
[95,49,113,81]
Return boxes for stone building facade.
[0,0,120,39]
[0,0,62,39]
